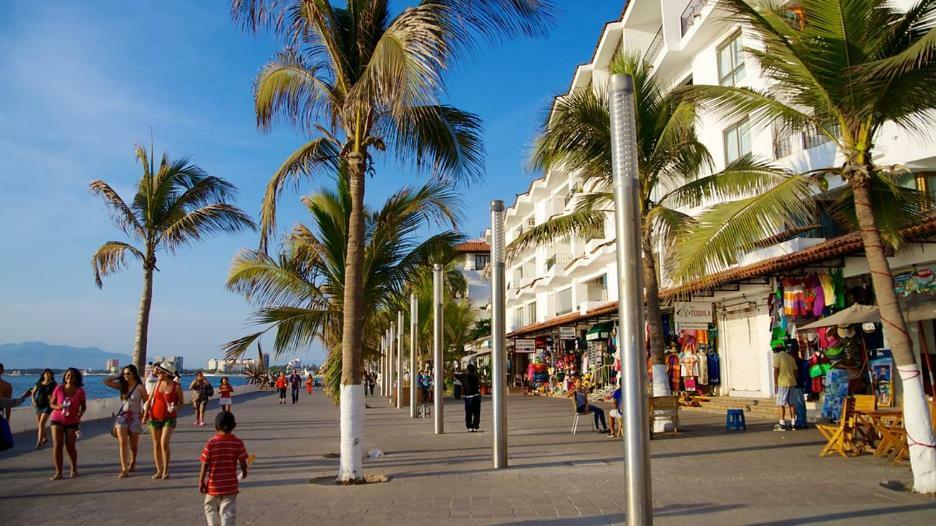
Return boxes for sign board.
[559,326,577,339]
[515,339,536,353]
[894,265,936,297]
[674,301,712,331]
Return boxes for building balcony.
[681,0,711,37]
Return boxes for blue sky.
[0,1,623,368]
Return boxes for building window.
[514,307,524,328]
[556,288,573,315]
[474,254,490,270]
[724,118,752,164]
[527,302,537,325]
[803,126,831,150]
[773,123,793,159]
[718,32,746,87]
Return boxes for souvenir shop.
[663,315,721,396]
[519,320,619,396]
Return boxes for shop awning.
[799,304,880,330]
[586,321,613,341]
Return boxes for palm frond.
[91,241,145,288]
[88,181,144,239]
[506,208,606,260]
[657,156,791,210]
[254,48,337,133]
[162,204,255,252]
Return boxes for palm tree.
[224,174,462,401]
[509,53,811,396]
[230,0,554,482]
[678,0,936,492]
[91,145,255,370]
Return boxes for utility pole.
[433,263,444,434]
[491,200,507,468]
[609,73,652,526]
[410,293,418,418]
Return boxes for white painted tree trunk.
[651,363,673,432]
[337,384,364,482]
[898,364,936,493]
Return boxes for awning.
[586,321,613,341]
[799,304,880,330]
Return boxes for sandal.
[50,472,63,481]
[152,472,163,480]
[70,470,80,478]
[119,471,128,479]
[160,472,170,480]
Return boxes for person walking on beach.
[288,369,301,404]
[145,362,184,479]
[191,372,214,426]
[199,411,248,526]
[0,363,13,422]
[104,365,147,478]
[218,377,234,412]
[32,369,57,449]
[48,368,86,480]
[274,372,287,405]
[454,364,481,432]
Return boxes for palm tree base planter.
[898,364,936,494]
[310,473,391,486]
[337,384,365,483]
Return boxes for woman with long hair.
[218,376,233,412]
[144,363,183,479]
[48,368,86,480]
[104,364,147,478]
[32,369,56,449]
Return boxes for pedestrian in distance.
[288,369,301,404]
[104,365,148,478]
[305,374,314,396]
[772,344,798,431]
[367,372,376,397]
[190,371,214,426]
[0,363,13,423]
[418,367,432,405]
[454,364,481,432]
[144,361,158,397]
[218,377,234,412]
[145,362,184,479]
[199,411,248,526]
[32,369,57,449]
[48,368,86,480]
[274,372,287,405]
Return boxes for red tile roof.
[455,241,490,253]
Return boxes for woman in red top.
[144,363,184,479]
[274,372,287,405]
[218,376,234,412]
[48,368,86,480]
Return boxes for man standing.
[772,345,798,431]
[0,363,12,422]
[454,364,481,432]
[288,369,301,404]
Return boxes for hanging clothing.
[698,349,709,385]
[831,268,846,309]
[819,273,835,307]
[707,353,721,386]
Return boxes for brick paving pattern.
[1,390,934,525]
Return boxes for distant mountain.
[0,341,133,370]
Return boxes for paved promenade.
[1,390,934,525]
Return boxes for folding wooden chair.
[818,398,859,457]
[649,396,679,439]
[852,395,877,453]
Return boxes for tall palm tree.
[230,0,554,482]
[224,174,462,401]
[91,145,255,370]
[509,53,811,396]
[679,0,936,492]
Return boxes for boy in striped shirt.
[199,411,248,526]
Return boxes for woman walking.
[190,371,213,426]
[305,374,314,396]
[104,365,147,478]
[145,362,183,479]
[218,377,233,412]
[32,369,56,449]
[274,372,287,405]
[48,368,86,480]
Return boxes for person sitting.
[569,377,609,433]
[607,384,622,437]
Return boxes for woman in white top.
[104,364,147,478]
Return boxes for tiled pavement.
[1,390,934,525]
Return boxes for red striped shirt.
[200,433,248,496]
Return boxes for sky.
[0,0,624,369]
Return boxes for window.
[718,32,746,86]
[527,302,537,325]
[803,127,831,150]
[514,307,524,328]
[724,118,752,164]
[474,254,490,270]
[556,288,573,315]
[773,123,793,159]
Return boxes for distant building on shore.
[154,355,183,372]
[105,359,119,373]
[207,357,258,374]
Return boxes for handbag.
[0,415,14,451]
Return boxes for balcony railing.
[647,26,664,64]
[681,0,710,36]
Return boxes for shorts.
[115,411,142,434]
[50,421,80,431]
[148,417,177,430]
[34,406,52,416]
[776,387,792,406]
[278,388,287,398]
[219,397,232,407]
[609,409,622,419]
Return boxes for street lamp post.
[397,310,404,409]
[380,334,386,397]
[410,293,418,418]
[389,325,396,405]
[491,200,507,468]
[433,263,444,434]
[609,73,653,525]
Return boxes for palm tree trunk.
[642,233,673,434]
[132,253,155,371]
[337,153,367,483]
[851,173,936,493]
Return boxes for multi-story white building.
[454,239,492,315]
[154,355,184,372]
[504,0,936,400]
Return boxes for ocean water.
[4,374,251,404]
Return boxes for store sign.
[559,326,576,339]
[515,339,536,353]
[674,301,712,330]
[894,265,936,297]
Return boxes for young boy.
[199,411,248,526]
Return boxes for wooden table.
[855,409,905,460]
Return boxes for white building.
[504,0,936,400]
[453,239,492,315]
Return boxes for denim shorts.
[115,411,142,434]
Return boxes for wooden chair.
[852,395,877,452]
[817,397,859,458]
[649,396,679,439]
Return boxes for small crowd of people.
[272,369,312,404]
